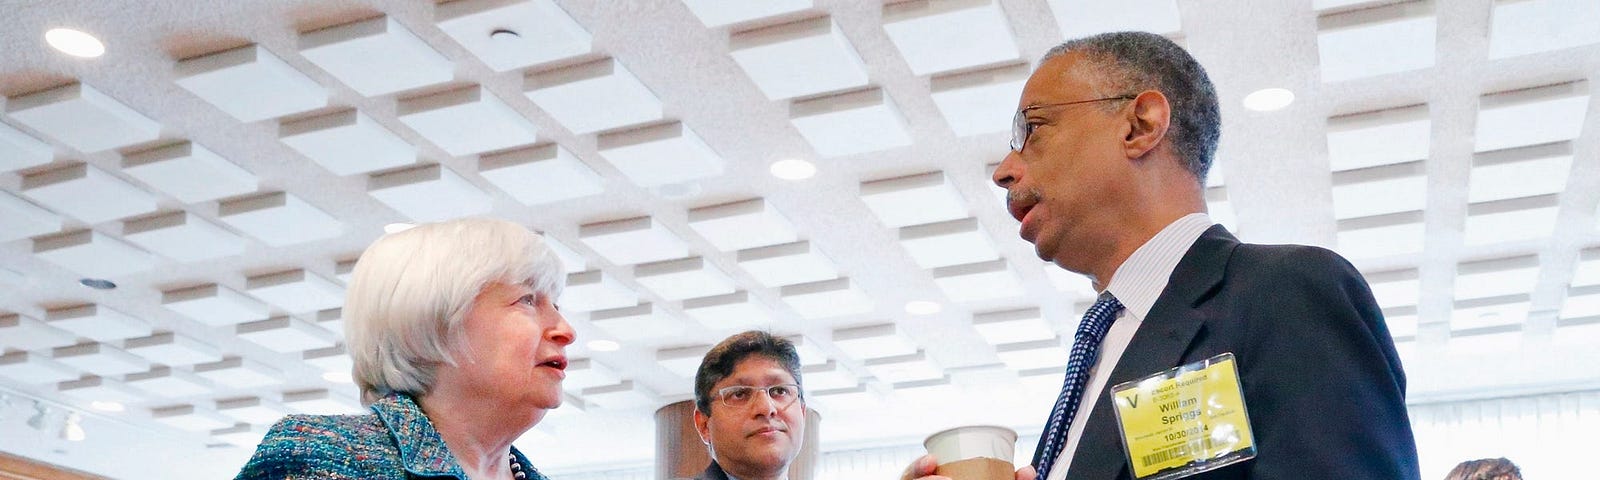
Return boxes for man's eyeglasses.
[1010,95,1137,152]
[714,384,802,409]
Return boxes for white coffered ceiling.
[1,0,1598,478]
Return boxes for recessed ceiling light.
[1242,88,1294,112]
[90,401,124,412]
[769,159,816,180]
[586,339,620,352]
[904,300,942,315]
[45,28,105,58]
[79,278,116,290]
[321,371,353,384]
[383,223,415,234]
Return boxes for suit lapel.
[1064,225,1239,479]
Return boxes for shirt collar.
[1104,213,1214,320]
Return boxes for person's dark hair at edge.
[1041,31,1221,185]
[1444,457,1522,480]
[693,331,804,415]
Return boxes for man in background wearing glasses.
[906,31,1418,480]
[693,331,807,480]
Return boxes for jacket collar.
[1064,224,1239,479]
[371,393,538,479]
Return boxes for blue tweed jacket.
[235,393,550,480]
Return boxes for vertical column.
[654,400,820,480]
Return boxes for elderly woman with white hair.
[236,218,574,480]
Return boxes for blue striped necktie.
[1034,293,1125,479]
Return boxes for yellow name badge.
[1109,353,1256,480]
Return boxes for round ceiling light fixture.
[1242,88,1295,112]
[769,159,816,180]
[79,278,116,290]
[45,28,105,58]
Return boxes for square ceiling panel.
[687,198,799,252]
[58,376,147,404]
[779,277,873,319]
[933,259,1025,303]
[479,144,604,206]
[0,191,61,242]
[279,109,415,176]
[1383,306,1418,338]
[246,269,345,314]
[634,256,736,301]
[881,0,1019,76]
[123,211,246,262]
[929,63,1028,137]
[1045,267,1098,301]
[1560,285,1600,320]
[681,0,812,28]
[996,338,1067,371]
[596,121,724,188]
[790,87,913,158]
[1451,295,1530,331]
[1463,194,1559,246]
[22,163,157,224]
[5,82,162,153]
[125,366,214,398]
[783,335,829,366]
[860,171,968,228]
[435,0,591,72]
[51,342,149,377]
[162,283,271,326]
[397,85,539,156]
[800,360,858,391]
[0,314,77,352]
[899,217,1000,269]
[578,216,689,266]
[1325,104,1430,172]
[1316,2,1436,83]
[682,291,776,331]
[151,404,234,432]
[1488,0,1600,59]
[299,16,453,97]
[121,142,258,203]
[237,317,337,352]
[368,164,492,222]
[972,307,1055,345]
[1364,268,1421,309]
[0,351,77,384]
[562,270,638,313]
[656,344,710,378]
[1475,81,1589,152]
[302,345,352,374]
[1574,248,1600,287]
[563,358,622,393]
[33,229,154,278]
[1335,211,1425,260]
[525,58,663,135]
[124,332,222,367]
[218,192,343,247]
[1469,142,1573,204]
[44,304,151,343]
[194,357,283,389]
[1330,160,1428,220]
[1454,255,1540,301]
[589,303,687,342]
[729,16,869,100]
[543,236,588,273]
[1049,0,1181,38]
[736,240,840,287]
[864,351,943,384]
[0,121,52,172]
[832,323,917,360]
[174,45,327,122]
[216,396,290,425]
[580,380,659,410]
[281,389,363,415]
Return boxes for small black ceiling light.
[79,278,116,290]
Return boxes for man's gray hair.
[344,217,565,403]
[1042,31,1221,184]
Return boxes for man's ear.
[1124,90,1171,160]
[693,408,713,447]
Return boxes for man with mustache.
[906,31,1418,480]
[693,331,807,480]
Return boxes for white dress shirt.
[1045,213,1213,480]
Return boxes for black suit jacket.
[694,461,730,480]
[1033,225,1419,479]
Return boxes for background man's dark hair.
[1444,457,1521,480]
[1041,31,1221,185]
[693,330,803,415]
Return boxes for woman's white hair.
[344,217,565,403]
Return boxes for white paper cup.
[923,425,1017,480]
